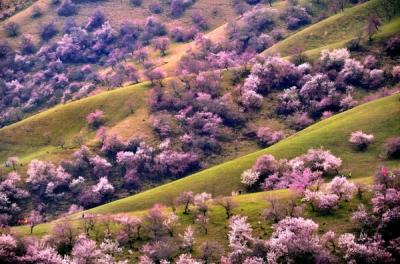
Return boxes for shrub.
[0,234,18,261]
[303,190,339,213]
[181,226,195,251]
[289,112,313,130]
[170,26,197,42]
[338,233,394,263]
[92,177,114,196]
[276,87,301,115]
[241,169,260,187]
[326,176,356,201]
[227,215,253,259]
[31,6,42,18]
[149,3,163,14]
[145,68,166,85]
[86,109,104,128]
[131,0,142,6]
[40,22,58,41]
[5,157,19,170]
[252,154,278,177]
[288,168,321,194]
[144,16,166,37]
[0,172,29,223]
[151,113,172,138]
[133,47,148,62]
[299,148,342,174]
[320,48,350,70]
[246,0,261,4]
[199,241,224,263]
[152,37,170,56]
[191,11,208,30]
[0,40,12,59]
[57,0,77,17]
[247,56,301,94]
[363,55,378,69]
[392,65,400,80]
[256,127,284,146]
[101,134,126,157]
[349,131,374,151]
[20,34,36,54]
[239,90,263,110]
[299,73,335,104]
[243,7,276,32]
[384,137,400,159]
[154,150,199,177]
[285,5,311,30]
[340,94,357,111]
[90,155,111,177]
[181,111,223,137]
[144,203,169,239]
[3,22,20,37]
[338,58,365,85]
[86,10,106,30]
[267,217,328,263]
[170,0,186,17]
[385,34,400,56]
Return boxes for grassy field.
[0,81,152,163]
[15,175,374,243]
[374,16,400,40]
[263,0,395,58]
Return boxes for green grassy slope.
[82,93,400,215]
[264,0,398,58]
[0,82,151,163]
[374,16,400,40]
[14,93,398,237]
[16,176,374,239]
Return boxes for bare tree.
[263,198,283,223]
[366,15,381,41]
[28,210,43,234]
[263,197,303,223]
[175,191,194,214]
[215,196,237,219]
[355,183,368,200]
[82,213,97,236]
[285,197,304,217]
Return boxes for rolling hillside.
[1,0,400,262]
[0,81,152,164]
[13,93,399,239]
[0,0,238,47]
[84,93,400,215]
[264,0,399,58]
